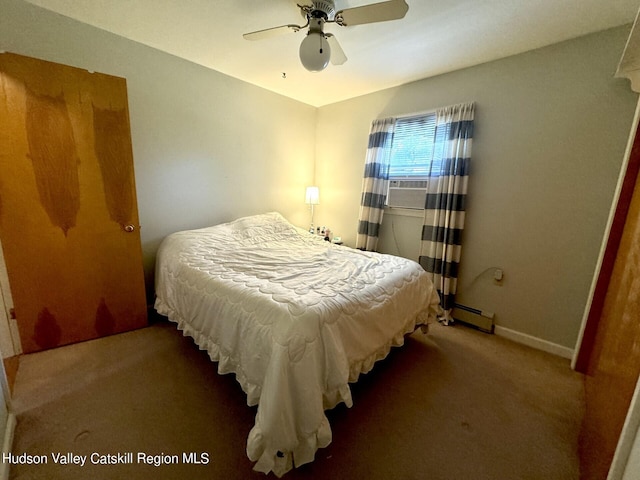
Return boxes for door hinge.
[9,308,15,320]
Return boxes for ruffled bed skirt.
[156,297,433,477]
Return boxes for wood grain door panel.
[578,136,640,479]
[0,52,147,353]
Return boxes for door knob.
[124,224,135,232]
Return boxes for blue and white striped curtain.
[356,118,396,251]
[419,102,475,324]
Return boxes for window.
[387,112,444,209]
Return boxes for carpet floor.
[8,320,584,479]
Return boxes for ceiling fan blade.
[336,0,409,27]
[325,34,347,65]
[243,24,303,41]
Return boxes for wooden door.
[0,52,147,354]
[577,123,640,478]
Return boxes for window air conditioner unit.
[387,180,428,209]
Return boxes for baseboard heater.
[452,303,495,334]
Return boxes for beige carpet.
[9,320,584,479]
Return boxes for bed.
[154,212,442,476]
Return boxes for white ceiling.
[25,0,639,107]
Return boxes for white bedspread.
[154,212,441,476]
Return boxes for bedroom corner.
[314,25,637,355]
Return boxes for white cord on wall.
[390,219,403,257]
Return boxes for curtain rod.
[379,101,475,120]
[393,107,437,119]
[377,107,435,121]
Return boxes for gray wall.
[314,26,638,349]
[1,0,636,350]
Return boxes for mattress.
[154,212,442,476]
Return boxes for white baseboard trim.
[494,325,574,359]
[1,412,16,480]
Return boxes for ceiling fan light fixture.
[244,0,410,72]
[299,32,331,72]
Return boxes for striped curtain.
[356,118,396,251]
[419,102,475,324]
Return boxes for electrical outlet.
[493,268,504,284]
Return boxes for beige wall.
[314,26,638,349]
[0,0,317,300]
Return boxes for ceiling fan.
[243,0,410,72]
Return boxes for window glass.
[387,112,444,209]
[388,113,440,179]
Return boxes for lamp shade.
[305,186,320,205]
[299,32,331,72]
